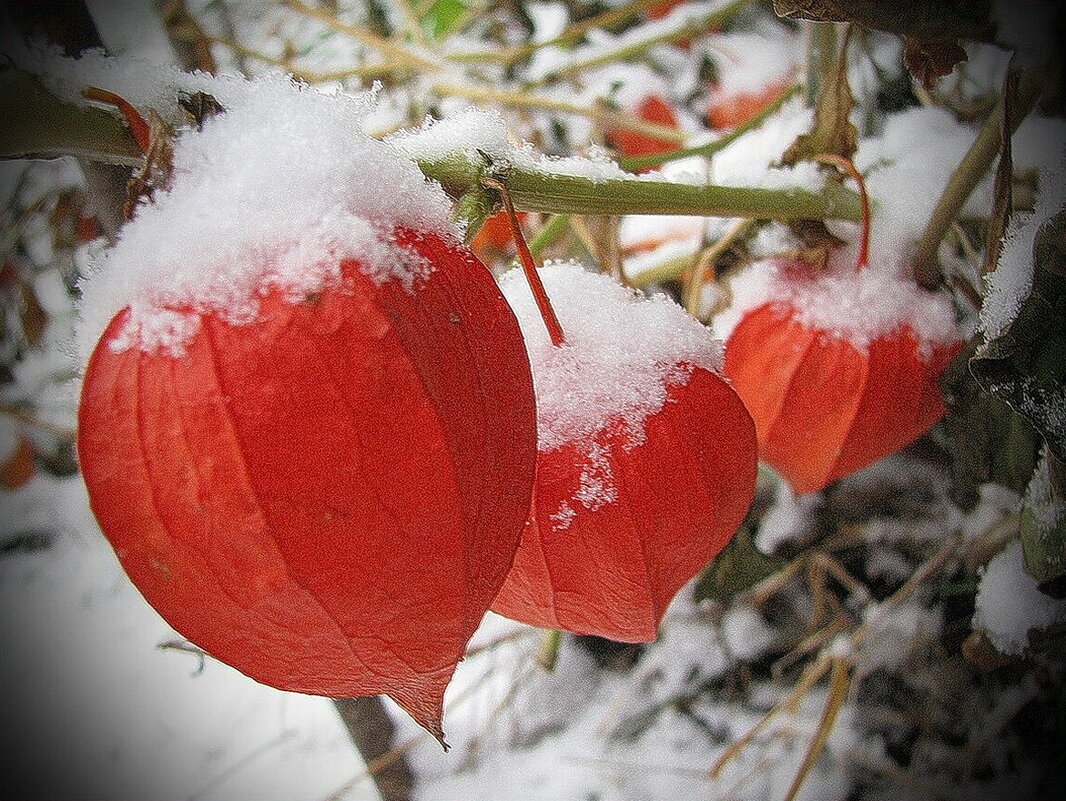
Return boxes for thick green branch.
[2,67,861,223]
[418,156,863,221]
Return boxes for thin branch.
[483,175,566,345]
[782,656,852,801]
[448,0,667,65]
[912,68,1042,288]
[432,83,685,144]
[391,0,429,48]
[684,217,753,317]
[527,213,571,259]
[619,84,801,172]
[528,0,750,86]
[282,0,439,71]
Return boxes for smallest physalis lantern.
[723,269,959,493]
[75,80,537,742]
[491,263,758,643]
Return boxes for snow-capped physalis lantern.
[490,261,757,643]
[75,81,537,741]
[722,158,960,494]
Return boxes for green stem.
[805,22,837,108]
[912,68,1042,288]
[628,251,696,287]
[619,84,801,172]
[535,629,562,672]
[493,167,862,220]
[483,176,566,346]
[527,213,571,259]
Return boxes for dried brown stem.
[332,697,416,801]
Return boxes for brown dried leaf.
[903,37,968,91]
[772,0,995,43]
[786,219,846,270]
[178,91,224,130]
[781,26,856,165]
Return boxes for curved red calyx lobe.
[491,366,757,643]
[76,228,537,741]
[724,302,959,494]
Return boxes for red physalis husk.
[492,366,757,643]
[77,228,536,742]
[724,298,960,494]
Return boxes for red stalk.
[482,177,566,347]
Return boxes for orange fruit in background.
[471,209,527,262]
[0,429,35,489]
[607,95,681,171]
[707,78,793,130]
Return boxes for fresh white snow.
[498,260,723,451]
[76,77,455,358]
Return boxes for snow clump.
[498,262,723,453]
[77,77,454,359]
[973,541,1066,655]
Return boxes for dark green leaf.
[940,339,1041,510]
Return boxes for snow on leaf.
[973,206,1066,463]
